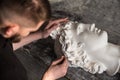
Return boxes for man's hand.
[42,56,68,80]
[41,18,68,38]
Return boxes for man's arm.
[13,18,68,50]
[13,32,42,50]
[42,56,68,80]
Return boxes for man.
[0,0,68,80]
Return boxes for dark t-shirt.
[0,35,28,80]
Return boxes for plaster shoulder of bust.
[106,56,120,75]
[106,61,120,76]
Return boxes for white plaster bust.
[50,21,120,76]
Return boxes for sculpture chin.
[50,21,120,76]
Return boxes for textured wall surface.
[15,0,120,80]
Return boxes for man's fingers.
[46,23,60,34]
[52,56,64,65]
[60,57,68,68]
[45,22,57,30]
[58,57,68,75]
[45,18,69,29]
[52,18,68,24]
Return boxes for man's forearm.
[13,32,43,50]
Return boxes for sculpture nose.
[89,24,95,31]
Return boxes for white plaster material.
[50,21,120,76]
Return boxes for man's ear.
[4,24,20,38]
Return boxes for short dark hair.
[0,0,51,27]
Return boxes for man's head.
[0,0,51,42]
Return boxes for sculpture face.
[76,23,108,51]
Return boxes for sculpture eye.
[77,24,84,35]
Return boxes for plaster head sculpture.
[50,21,120,76]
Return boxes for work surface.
[15,0,120,80]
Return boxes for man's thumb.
[52,56,64,65]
